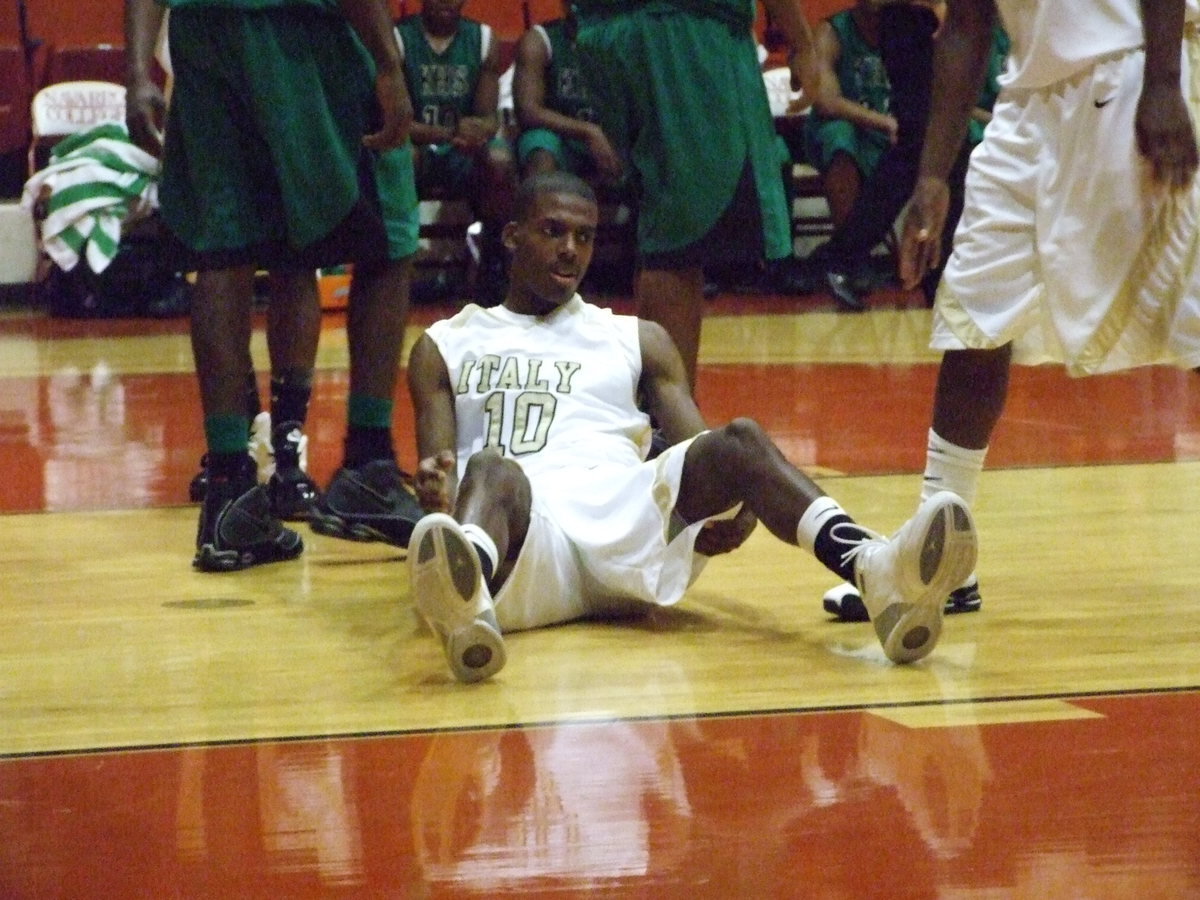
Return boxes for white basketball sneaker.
[822,573,982,622]
[836,491,977,664]
[409,513,507,683]
[248,411,275,483]
[247,411,312,481]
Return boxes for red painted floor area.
[2,361,1197,513]
[3,299,1199,897]
[2,691,1196,898]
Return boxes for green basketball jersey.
[827,10,890,116]
[396,14,486,132]
[538,19,597,123]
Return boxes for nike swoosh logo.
[1094,98,1114,108]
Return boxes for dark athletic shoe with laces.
[189,412,276,501]
[267,467,322,521]
[943,576,982,614]
[309,460,424,547]
[823,574,983,621]
[189,455,210,503]
[193,467,304,572]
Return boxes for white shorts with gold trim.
[933,34,1200,375]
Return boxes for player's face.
[422,0,466,32]
[504,192,598,315]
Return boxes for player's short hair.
[513,171,598,222]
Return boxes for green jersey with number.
[537,19,597,123]
[396,14,487,132]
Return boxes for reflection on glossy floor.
[1,291,1198,898]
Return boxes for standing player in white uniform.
[404,171,978,682]
[822,0,1200,620]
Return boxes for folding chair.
[23,82,129,292]
[27,80,126,177]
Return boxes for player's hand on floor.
[414,451,455,513]
[694,507,758,556]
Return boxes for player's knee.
[462,448,530,513]
[702,417,771,472]
[463,448,521,485]
[721,417,769,451]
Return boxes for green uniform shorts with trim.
[576,7,792,262]
[161,5,417,269]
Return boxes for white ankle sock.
[796,496,847,552]
[921,428,987,506]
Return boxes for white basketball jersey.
[424,296,653,481]
[996,0,1200,90]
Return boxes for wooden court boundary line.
[3,684,1196,763]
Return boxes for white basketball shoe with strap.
[835,491,978,664]
[409,513,507,683]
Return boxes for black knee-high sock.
[270,370,313,430]
[473,544,495,586]
[270,370,313,470]
[798,497,873,584]
[343,426,395,469]
[459,523,498,590]
[813,516,873,585]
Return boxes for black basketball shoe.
[309,459,424,547]
[188,412,274,501]
[267,467,322,521]
[193,460,303,572]
[266,420,321,521]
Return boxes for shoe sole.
[875,494,977,664]
[192,532,304,572]
[409,514,506,683]
[309,510,417,547]
[274,505,318,523]
[824,578,982,622]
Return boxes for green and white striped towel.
[21,123,160,275]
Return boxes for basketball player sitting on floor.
[404,172,978,683]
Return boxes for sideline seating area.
[0,41,150,290]
[1,5,841,303]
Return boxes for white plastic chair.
[28,81,126,176]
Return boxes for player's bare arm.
[898,0,997,288]
[407,333,460,512]
[1137,0,1199,190]
[124,0,167,155]
[761,0,822,100]
[810,20,899,141]
[454,28,502,151]
[339,0,414,150]
[513,27,560,135]
[513,26,620,177]
[637,320,708,446]
[636,321,759,555]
